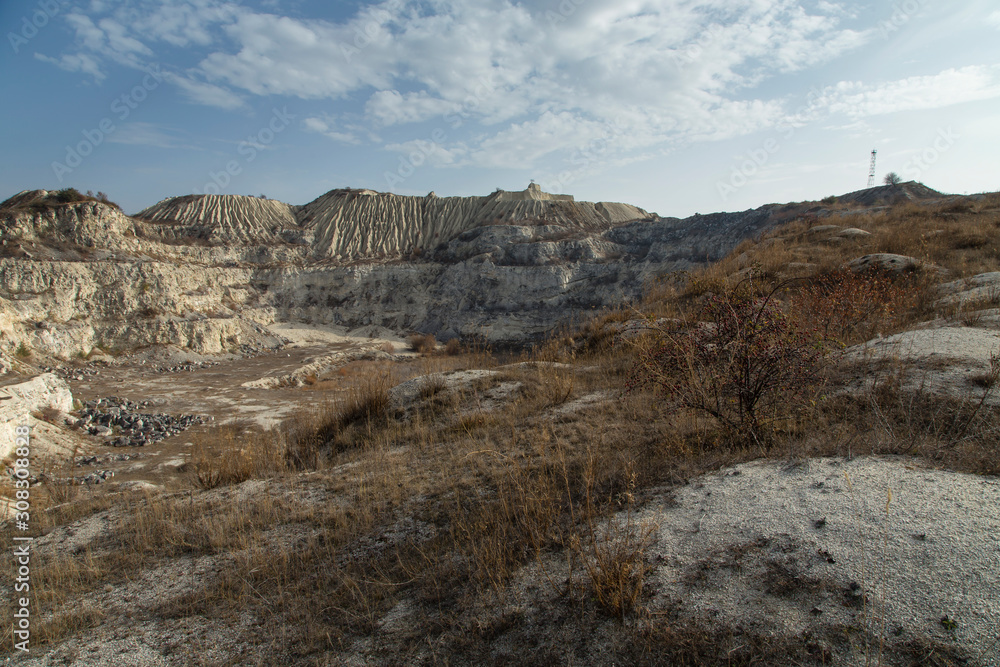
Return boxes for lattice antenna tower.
[867,148,877,188]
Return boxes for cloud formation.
[41,0,996,182]
[810,66,1000,119]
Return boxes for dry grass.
[8,191,1000,664]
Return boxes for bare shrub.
[39,405,63,423]
[629,272,825,448]
[379,341,396,354]
[409,333,437,354]
[42,479,79,505]
[444,338,462,355]
[792,268,909,346]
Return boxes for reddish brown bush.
[629,275,825,447]
[409,333,437,354]
[792,269,907,346]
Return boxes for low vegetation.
[4,190,1000,664]
[1,188,121,215]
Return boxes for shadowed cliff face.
[0,184,833,357]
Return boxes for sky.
[1,0,998,217]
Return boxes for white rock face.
[0,185,786,355]
[0,372,73,458]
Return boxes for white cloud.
[812,65,1000,119]
[384,139,468,167]
[365,91,456,126]
[97,18,152,56]
[120,1,237,47]
[106,122,197,149]
[65,13,107,52]
[39,0,877,175]
[302,117,359,144]
[988,11,1000,28]
[34,52,106,81]
[163,72,245,110]
[471,111,614,169]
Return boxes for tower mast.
[867,148,877,188]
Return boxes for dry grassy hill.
[2,187,1000,666]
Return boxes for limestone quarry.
[0,182,782,363]
[2,181,1000,666]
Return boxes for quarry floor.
[46,324,424,491]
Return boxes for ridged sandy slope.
[137,194,298,245]
[301,190,647,260]
[136,186,648,260]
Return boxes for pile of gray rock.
[239,341,282,357]
[40,365,103,382]
[149,360,220,374]
[76,396,205,447]
[76,469,115,485]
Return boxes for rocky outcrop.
[1,191,142,256]
[0,373,72,458]
[0,183,845,356]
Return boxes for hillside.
[0,182,791,363]
[133,183,649,259]
[2,185,999,665]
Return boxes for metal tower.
[867,149,877,188]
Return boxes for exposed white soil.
[847,325,1000,402]
[936,272,1000,307]
[304,456,1000,667]
[388,368,522,419]
[264,321,405,348]
[639,456,1000,665]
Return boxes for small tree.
[883,172,902,186]
[629,273,825,447]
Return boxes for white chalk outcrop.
[0,372,73,459]
[0,184,785,357]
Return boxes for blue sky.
[1,0,998,217]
